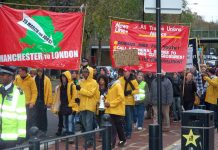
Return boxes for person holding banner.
[34,68,52,137]
[14,67,37,138]
[119,67,139,139]
[76,67,100,147]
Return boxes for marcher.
[150,71,173,132]
[97,75,108,130]
[134,72,149,130]
[76,67,100,147]
[191,66,204,99]
[105,72,126,148]
[0,66,26,149]
[119,67,139,139]
[29,68,37,78]
[14,67,37,138]
[203,68,218,129]
[53,71,78,136]
[34,68,53,137]
[182,72,197,110]
[171,72,182,122]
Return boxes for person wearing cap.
[150,71,173,132]
[76,67,100,148]
[81,58,89,69]
[0,66,26,149]
[105,71,126,148]
[34,68,53,137]
[119,67,139,139]
[203,68,218,130]
[14,67,37,138]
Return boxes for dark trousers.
[0,140,17,149]
[125,105,134,137]
[58,111,64,129]
[110,114,126,146]
[205,102,218,128]
[35,100,47,132]
[26,105,36,138]
[183,101,194,110]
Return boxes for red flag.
[0,5,84,70]
[110,20,190,72]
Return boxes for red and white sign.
[110,20,190,72]
[0,5,84,70]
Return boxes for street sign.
[144,0,183,14]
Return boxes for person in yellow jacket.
[119,67,139,139]
[105,72,126,148]
[52,71,78,136]
[0,66,26,149]
[14,67,37,138]
[76,67,100,147]
[34,68,52,137]
[203,68,218,129]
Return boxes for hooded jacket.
[105,80,125,116]
[150,76,173,105]
[52,71,78,113]
[204,76,218,105]
[35,74,53,106]
[14,74,38,105]
[119,75,139,105]
[78,67,100,112]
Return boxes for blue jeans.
[63,114,75,134]
[125,105,134,137]
[80,110,94,143]
[134,104,145,128]
[172,97,181,120]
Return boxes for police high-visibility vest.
[0,84,26,141]
[134,81,146,101]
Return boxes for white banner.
[186,46,193,68]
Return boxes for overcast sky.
[187,0,218,22]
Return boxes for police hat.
[82,58,88,63]
[0,66,16,75]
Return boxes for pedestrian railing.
[7,114,112,150]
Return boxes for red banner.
[110,20,190,72]
[0,5,83,70]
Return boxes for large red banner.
[110,20,190,72]
[0,5,83,70]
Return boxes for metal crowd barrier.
[7,114,112,150]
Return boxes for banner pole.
[79,4,87,67]
[156,0,162,149]
[0,2,81,9]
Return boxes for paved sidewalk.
[46,118,218,150]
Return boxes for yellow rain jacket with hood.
[14,74,38,105]
[105,80,125,116]
[78,67,100,113]
[119,76,139,106]
[52,71,78,113]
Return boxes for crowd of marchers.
[0,58,218,149]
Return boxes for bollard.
[149,124,160,150]
[102,114,112,150]
[29,126,40,150]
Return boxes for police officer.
[0,66,26,149]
